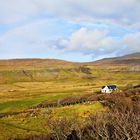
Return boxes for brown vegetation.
[26,88,140,140]
[34,88,140,109]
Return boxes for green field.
[0,64,140,139]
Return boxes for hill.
[0,58,77,70]
[85,52,140,66]
[0,52,140,68]
[0,53,140,140]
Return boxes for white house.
[101,85,117,93]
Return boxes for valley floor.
[0,65,140,139]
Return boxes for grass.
[0,91,88,113]
[0,120,40,140]
[0,102,104,140]
[50,102,104,119]
[0,65,140,139]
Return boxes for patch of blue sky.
[0,24,13,35]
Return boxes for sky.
[0,0,140,62]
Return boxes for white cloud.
[0,18,78,58]
[58,28,140,58]
[59,28,117,54]
[122,32,140,52]
[0,0,140,27]
[0,1,140,62]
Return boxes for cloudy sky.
[0,0,140,62]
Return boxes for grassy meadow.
[0,63,140,139]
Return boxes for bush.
[28,88,140,140]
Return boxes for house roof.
[107,85,117,89]
[102,85,117,89]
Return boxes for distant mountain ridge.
[0,58,76,68]
[86,52,140,65]
[0,52,140,67]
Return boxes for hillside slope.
[0,52,140,69]
[86,52,140,65]
[0,58,77,69]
